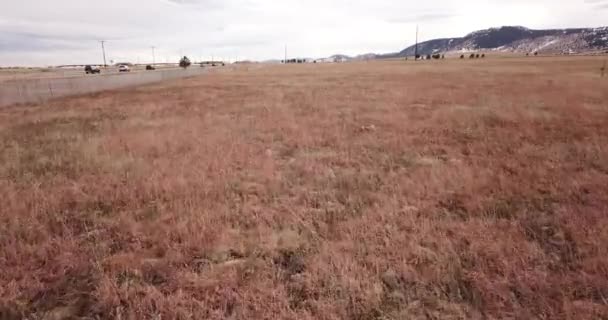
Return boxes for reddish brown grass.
[1,57,608,319]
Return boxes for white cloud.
[0,0,606,66]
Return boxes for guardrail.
[0,68,207,107]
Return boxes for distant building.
[315,58,334,63]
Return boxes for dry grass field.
[1,57,608,319]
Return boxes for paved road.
[0,66,187,82]
[0,67,207,108]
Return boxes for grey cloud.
[160,0,237,10]
[205,38,271,48]
[594,2,608,9]
[164,0,201,4]
[387,12,457,24]
[0,31,86,52]
[584,0,608,7]
[0,17,145,44]
[3,30,105,42]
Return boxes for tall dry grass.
[1,57,608,319]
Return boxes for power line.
[100,40,108,67]
[414,25,419,60]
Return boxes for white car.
[118,65,131,72]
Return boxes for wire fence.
[0,68,207,107]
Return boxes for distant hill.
[393,26,608,57]
[314,26,608,63]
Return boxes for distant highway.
[0,67,209,107]
[0,66,187,83]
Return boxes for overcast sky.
[1,0,607,66]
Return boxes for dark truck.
[84,65,101,74]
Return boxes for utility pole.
[100,40,107,67]
[284,44,287,64]
[414,25,419,60]
[151,46,156,65]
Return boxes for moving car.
[118,65,131,72]
[146,65,156,70]
[84,65,101,74]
